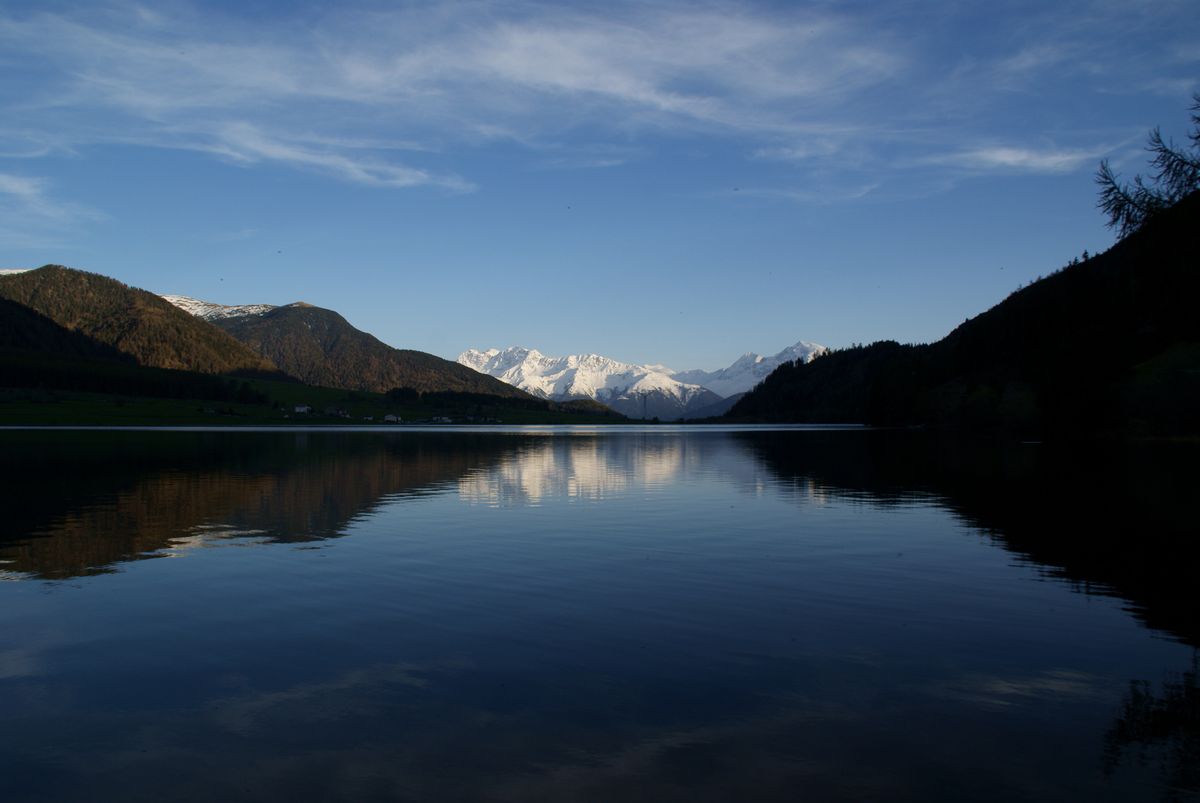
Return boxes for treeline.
[388,387,544,410]
[0,349,267,403]
[730,191,1200,435]
[386,387,621,417]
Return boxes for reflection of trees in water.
[7,427,1198,652]
[730,429,1200,802]
[0,431,527,579]
[1103,653,1199,801]
[4,428,1200,799]
[4,430,774,577]
[734,429,1200,649]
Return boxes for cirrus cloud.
[0,0,1196,203]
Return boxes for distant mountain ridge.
[0,266,277,376]
[161,295,276,321]
[673,340,826,397]
[166,297,535,398]
[457,340,826,419]
[458,347,721,420]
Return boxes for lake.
[1,426,1196,802]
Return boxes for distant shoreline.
[0,423,869,433]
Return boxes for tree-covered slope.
[214,303,537,398]
[729,191,1200,434]
[0,296,269,404]
[0,266,278,376]
[0,297,133,364]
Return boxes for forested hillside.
[214,303,536,397]
[0,266,278,376]
[729,191,1200,435]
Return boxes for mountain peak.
[164,295,532,397]
[458,345,719,420]
[670,340,825,397]
[162,295,276,322]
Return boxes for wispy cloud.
[927,145,1102,174]
[193,123,474,191]
[0,2,904,192]
[532,143,646,170]
[0,1,1196,198]
[0,173,61,216]
[728,182,884,205]
[0,172,102,247]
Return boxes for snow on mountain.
[671,340,826,398]
[162,295,276,321]
[457,347,722,420]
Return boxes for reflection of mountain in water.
[459,435,689,505]
[0,431,526,579]
[3,429,1196,653]
[458,432,832,507]
[732,430,1200,648]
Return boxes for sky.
[0,0,1196,371]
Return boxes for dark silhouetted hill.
[0,297,133,364]
[213,303,537,398]
[730,191,1200,435]
[0,266,278,376]
[0,297,267,403]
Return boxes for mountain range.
[457,340,825,420]
[165,296,531,397]
[457,347,720,420]
[157,292,828,420]
[672,341,826,398]
[0,268,537,404]
[12,185,1190,434]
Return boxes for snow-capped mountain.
[458,347,722,420]
[162,295,276,321]
[672,340,826,398]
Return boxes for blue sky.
[0,0,1196,370]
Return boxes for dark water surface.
[1,427,1197,802]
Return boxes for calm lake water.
[1,427,1196,802]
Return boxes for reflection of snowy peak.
[672,340,826,398]
[162,295,276,321]
[457,347,721,420]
